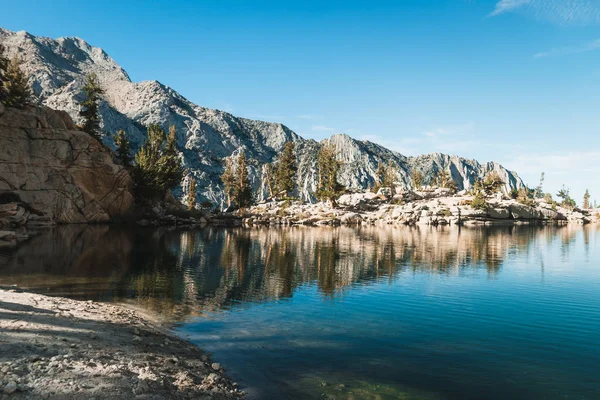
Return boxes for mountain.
[0,28,524,206]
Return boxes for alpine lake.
[1,224,599,400]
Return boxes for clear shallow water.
[1,225,599,399]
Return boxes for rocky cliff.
[0,103,134,224]
[0,28,525,207]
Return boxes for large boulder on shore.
[509,203,543,220]
[0,105,134,223]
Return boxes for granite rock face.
[0,105,134,223]
[0,28,525,207]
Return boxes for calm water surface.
[0,225,599,399]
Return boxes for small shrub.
[516,188,536,207]
[471,194,488,210]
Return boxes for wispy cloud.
[356,122,479,156]
[312,125,336,132]
[252,115,286,121]
[490,0,532,17]
[489,0,600,25]
[506,151,600,175]
[502,151,600,201]
[296,115,317,120]
[534,38,600,58]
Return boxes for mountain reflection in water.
[0,225,592,321]
[1,225,599,399]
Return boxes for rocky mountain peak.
[0,28,525,206]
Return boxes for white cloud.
[534,38,600,58]
[296,115,317,120]
[502,151,600,203]
[490,0,532,16]
[489,0,600,25]
[417,122,480,153]
[311,125,336,132]
[353,122,479,157]
[252,115,286,121]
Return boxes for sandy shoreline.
[0,288,244,399]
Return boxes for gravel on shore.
[0,288,244,399]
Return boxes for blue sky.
[1,0,599,204]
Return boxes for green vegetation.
[187,177,197,210]
[316,143,345,205]
[411,168,423,190]
[469,172,506,210]
[0,47,31,109]
[480,171,504,197]
[471,192,488,210]
[113,129,132,167]
[534,172,545,198]
[434,169,456,192]
[583,189,590,209]
[78,73,104,141]
[132,124,184,200]
[235,151,253,208]
[220,152,253,209]
[373,161,398,194]
[557,185,577,210]
[221,157,237,207]
[274,141,297,197]
[516,188,536,207]
[263,163,275,198]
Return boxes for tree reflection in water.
[0,224,596,322]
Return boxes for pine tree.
[2,55,31,109]
[0,44,9,104]
[264,163,275,198]
[373,162,386,192]
[187,177,197,211]
[583,189,591,209]
[316,143,344,205]
[235,151,253,208]
[133,124,183,199]
[383,161,397,194]
[372,161,396,194]
[157,125,183,191]
[557,185,576,209]
[221,158,237,207]
[79,73,104,141]
[113,130,132,168]
[411,168,423,190]
[534,172,545,198]
[435,169,457,192]
[482,171,504,197]
[274,141,297,197]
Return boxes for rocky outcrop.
[0,28,525,207]
[245,190,597,227]
[0,105,134,225]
